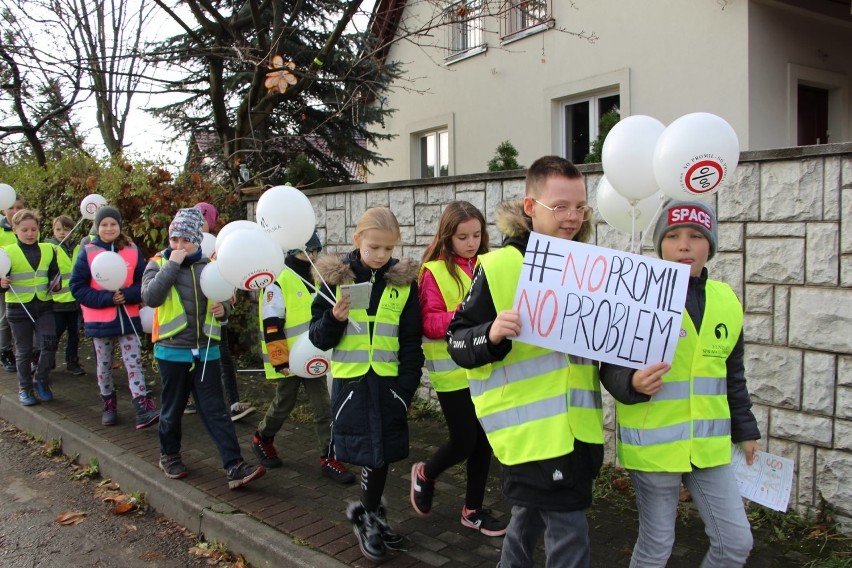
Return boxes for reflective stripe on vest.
[258,269,314,379]
[468,246,603,466]
[52,244,79,303]
[615,280,742,472]
[421,260,471,392]
[331,282,411,378]
[80,244,141,323]
[150,256,220,342]
[5,243,53,303]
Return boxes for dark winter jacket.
[69,237,145,338]
[309,250,424,468]
[600,267,761,446]
[447,200,603,511]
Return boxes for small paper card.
[339,282,372,310]
[731,445,794,512]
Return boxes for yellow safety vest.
[150,256,221,342]
[4,243,54,303]
[52,243,80,304]
[615,280,742,472]
[331,280,411,379]
[258,270,313,379]
[468,246,603,466]
[0,228,15,247]
[421,259,471,392]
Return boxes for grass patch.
[70,456,100,480]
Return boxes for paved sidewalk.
[0,364,807,567]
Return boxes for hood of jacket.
[496,199,532,240]
[313,250,420,287]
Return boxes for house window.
[501,0,554,40]
[419,130,449,178]
[446,0,486,63]
[563,92,620,164]
[798,84,829,145]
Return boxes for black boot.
[1,349,15,373]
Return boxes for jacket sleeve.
[141,258,179,308]
[418,268,454,340]
[69,248,115,308]
[447,265,512,369]
[598,363,652,404]
[309,283,348,351]
[261,283,289,369]
[396,280,425,400]
[727,331,761,443]
[121,247,145,306]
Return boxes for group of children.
[2,154,762,566]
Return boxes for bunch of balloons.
[598,112,739,243]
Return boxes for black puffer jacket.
[309,250,424,468]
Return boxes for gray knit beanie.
[94,206,121,229]
[169,207,204,247]
[653,200,718,260]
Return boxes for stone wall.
[246,142,852,528]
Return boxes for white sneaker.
[230,402,255,422]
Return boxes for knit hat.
[194,202,218,230]
[94,206,121,229]
[169,207,204,247]
[653,200,718,261]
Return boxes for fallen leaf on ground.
[54,511,87,525]
[36,470,55,479]
[612,477,630,491]
[113,503,135,515]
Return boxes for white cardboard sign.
[512,232,690,369]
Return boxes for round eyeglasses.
[533,199,593,222]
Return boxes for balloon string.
[7,285,35,323]
[200,321,213,383]
[300,252,362,333]
[122,305,142,345]
[630,202,637,253]
[56,217,85,248]
[637,194,667,254]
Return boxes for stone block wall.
[247,142,852,528]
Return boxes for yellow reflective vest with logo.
[467,246,603,466]
[615,280,742,472]
[258,270,313,379]
[150,256,221,342]
[331,281,410,379]
[421,260,470,392]
[53,243,79,304]
[5,243,54,303]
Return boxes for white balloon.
[90,251,128,291]
[214,220,263,253]
[80,194,107,221]
[200,232,216,257]
[199,262,236,302]
[596,176,662,234]
[0,248,10,276]
[256,185,316,251]
[215,229,285,291]
[140,306,154,334]
[653,112,740,199]
[288,334,331,378]
[0,183,16,210]
[601,115,665,201]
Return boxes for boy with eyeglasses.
[251,231,355,484]
[447,156,668,567]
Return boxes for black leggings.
[361,463,389,511]
[424,388,493,510]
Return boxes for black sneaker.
[1,349,15,373]
[226,461,266,490]
[346,502,386,562]
[183,398,197,415]
[66,360,85,376]
[460,507,508,537]
[251,432,283,468]
[132,394,160,430]
[320,457,355,484]
[410,461,435,516]
[159,454,189,479]
[375,503,404,549]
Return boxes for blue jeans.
[500,505,589,568]
[157,357,243,470]
[629,465,753,568]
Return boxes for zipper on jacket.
[334,390,354,421]
[391,389,408,412]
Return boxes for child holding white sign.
[600,199,761,568]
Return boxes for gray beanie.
[94,206,121,229]
[653,200,718,261]
[169,207,204,247]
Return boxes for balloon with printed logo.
[80,194,107,221]
[653,112,740,199]
[289,334,332,378]
[596,176,661,234]
[139,306,154,334]
[255,185,316,251]
[90,251,127,291]
[199,262,236,302]
[214,220,263,253]
[0,248,10,276]
[200,232,216,257]
[215,229,284,291]
[601,115,665,201]
[0,183,16,210]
